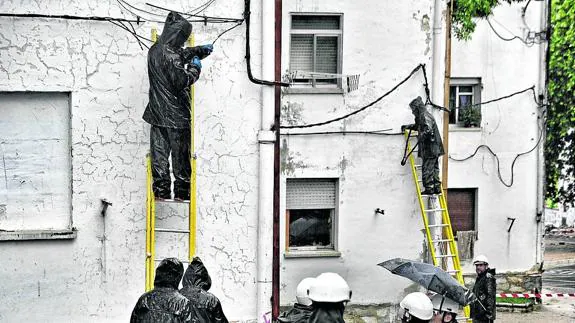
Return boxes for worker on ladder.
[401,96,444,195]
[143,11,213,200]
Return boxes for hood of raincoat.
[154,257,185,289]
[183,256,212,291]
[308,302,346,323]
[159,12,192,48]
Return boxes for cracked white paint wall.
[0,0,262,321]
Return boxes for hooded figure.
[143,11,213,200]
[180,257,229,323]
[402,96,445,195]
[307,273,351,323]
[130,258,191,323]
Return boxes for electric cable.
[0,12,139,22]
[244,0,289,87]
[146,2,243,22]
[190,0,216,15]
[211,20,244,45]
[486,17,532,45]
[449,96,546,187]
[280,64,424,129]
[281,129,402,136]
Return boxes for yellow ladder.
[405,131,470,319]
[145,29,198,291]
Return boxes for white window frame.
[288,13,344,94]
[284,178,340,258]
[449,78,482,128]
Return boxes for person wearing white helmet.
[277,277,315,323]
[307,272,352,323]
[430,294,459,323]
[398,292,434,323]
[470,255,496,323]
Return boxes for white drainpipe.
[257,0,275,319]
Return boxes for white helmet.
[473,255,489,265]
[308,272,352,303]
[430,294,459,313]
[296,277,316,306]
[399,292,433,321]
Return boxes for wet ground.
[497,232,575,322]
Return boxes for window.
[449,78,482,127]
[0,92,72,235]
[446,188,477,235]
[286,178,338,254]
[289,14,343,89]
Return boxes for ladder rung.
[424,208,446,212]
[435,254,456,258]
[428,224,449,228]
[154,258,190,263]
[154,198,190,204]
[155,228,191,233]
[431,239,454,243]
[447,270,461,274]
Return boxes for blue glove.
[201,44,213,55]
[191,56,202,69]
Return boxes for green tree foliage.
[452,0,524,40]
[546,0,575,205]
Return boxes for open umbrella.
[378,258,476,306]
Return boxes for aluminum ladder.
[404,131,471,319]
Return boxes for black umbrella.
[378,258,476,306]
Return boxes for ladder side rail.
[406,132,438,266]
[188,34,197,261]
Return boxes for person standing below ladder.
[470,255,496,323]
[143,11,213,200]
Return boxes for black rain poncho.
[142,11,211,129]
[278,303,314,323]
[130,258,191,323]
[470,268,496,322]
[180,257,229,323]
[308,302,346,323]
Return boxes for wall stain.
[280,139,308,176]
[281,101,303,126]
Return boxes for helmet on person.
[295,277,316,306]
[308,272,352,303]
[473,255,489,265]
[399,292,434,321]
[430,294,459,313]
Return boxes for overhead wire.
[486,16,533,46]
[145,2,243,23]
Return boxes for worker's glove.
[191,56,202,69]
[201,44,213,56]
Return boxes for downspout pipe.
[257,0,275,320]
[273,0,282,319]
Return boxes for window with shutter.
[289,14,342,89]
[449,78,482,127]
[286,178,338,252]
[446,188,477,235]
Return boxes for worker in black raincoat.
[307,273,351,323]
[402,96,445,195]
[143,11,213,200]
[278,277,315,323]
[130,258,191,323]
[470,255,496,323]
[180,256,229,323]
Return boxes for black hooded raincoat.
[308,302,346,323]
[130,258,191,323]
[277,303,314,323]
[180,257,229,323]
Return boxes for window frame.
[284,178,341,258]
[288,13,344,94]
[449,78,482,128]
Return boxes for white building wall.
[449,3,544,272]
[279,0,544,307]
[0,1,264,321]
[280,0,438,306]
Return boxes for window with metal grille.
[289,14,342,89]
[286,178,337,252]
[447,188,477,234]
[449,78,482,127]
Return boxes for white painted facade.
[0,0,546,322]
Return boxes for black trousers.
[422,156,440,191]
[150,125,191,199]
